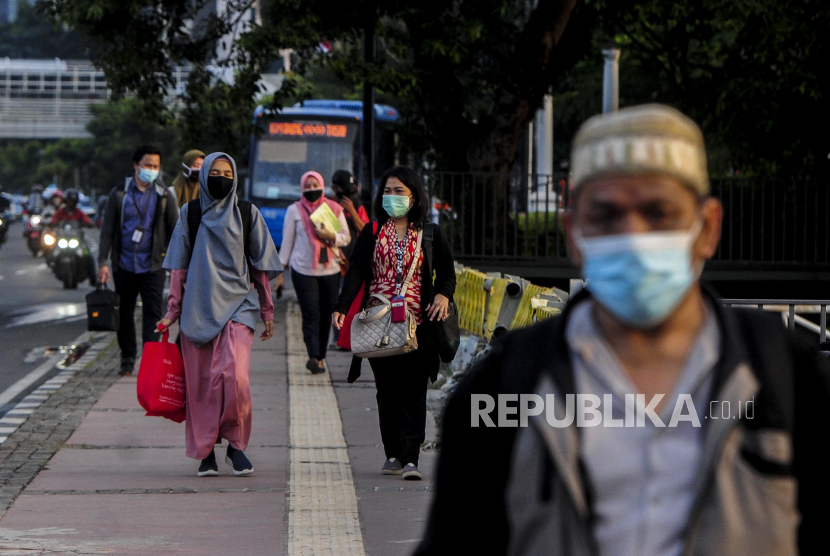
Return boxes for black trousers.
[291,268,340,360]
[369,328,429,466]
[114,268,165,364]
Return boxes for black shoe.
[118,361,134,376]
[381,458,402,475]
[197,451,219,477]
[401,463,422,480]
[306,358,324,374]
[225,446,254,476]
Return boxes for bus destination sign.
[269,122,348,138]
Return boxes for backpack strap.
[186,198,253,271]
[186,199,202,250]
[238,199,253,264]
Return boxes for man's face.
[134,154,161,175]
[565,173,723,270]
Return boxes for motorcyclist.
[0,185,11,212]
[41,190,64,220]
[51,189,93,227]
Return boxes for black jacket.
[334,221,457,382]
[415,286,830,555]
[97,178,179,273]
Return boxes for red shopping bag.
[137,328,186,423]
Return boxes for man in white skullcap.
[415,104,829,556]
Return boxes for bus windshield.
[249,119,359,202]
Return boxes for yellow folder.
[309,202,342,232]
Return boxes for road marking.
[0,330,115,446]
[14,269,27,276]
[286,301,366,555]
[5,302,87,328]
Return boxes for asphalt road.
[0,221,99,411]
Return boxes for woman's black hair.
[373,165,429,229]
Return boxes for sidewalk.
[0,296,437,555]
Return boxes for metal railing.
[424,172,830,272]
[722,299,830,342]
[423,172,570,261]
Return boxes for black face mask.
[303,189,323,202]
[207,176,234,200]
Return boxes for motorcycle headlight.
[30,215,41,225]
[0,218,4,226]
[68,239,79,248]
[58,239,69,249]
[44,234,56,246]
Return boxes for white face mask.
[574,220,703,328]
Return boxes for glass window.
[250,120,358,201]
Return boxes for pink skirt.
[180,321,255,460]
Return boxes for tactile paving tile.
[286,302,366,555]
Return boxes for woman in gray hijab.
[157,152,282,477]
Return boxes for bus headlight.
[68,239,79,248]
[43,234,56,246]
[58,239,69,249]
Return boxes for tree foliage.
[0,100,181,194]
[0,0,87,59]
[41,0,588,172]
[556,0,830,178]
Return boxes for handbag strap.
[398,229,423,299]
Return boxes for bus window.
[250,121,359,203]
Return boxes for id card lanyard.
[130,182,152,244]
[394,229,409,298]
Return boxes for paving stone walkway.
[0,298,437,555]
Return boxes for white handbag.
[350,230,422,358]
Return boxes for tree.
[40,0,594,173]
[558,0,830,179]
[0,0,86,58]
[0,99,182,194]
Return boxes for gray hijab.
[163,152,282,346]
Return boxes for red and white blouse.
[369,219,424,324]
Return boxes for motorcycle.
[24,212,44,256]
[49,222,97,289]
[0,212,8,248]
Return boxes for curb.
[0,332,121,516]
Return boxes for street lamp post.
[602,47,620,114]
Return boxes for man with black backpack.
[97,145,179,376]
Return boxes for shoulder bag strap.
[398,229,423,299]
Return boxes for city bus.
[246,100,399,246]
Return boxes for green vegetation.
[0,100,182,194]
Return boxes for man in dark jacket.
[97,145,178,375]
[416,105,830,555]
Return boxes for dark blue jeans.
[291,268,340,360]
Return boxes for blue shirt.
[566,299,720,556]
[119,178,157,274]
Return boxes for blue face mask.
[382,194,412,218]
[575,222,702,328]
[138,167,159,184]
